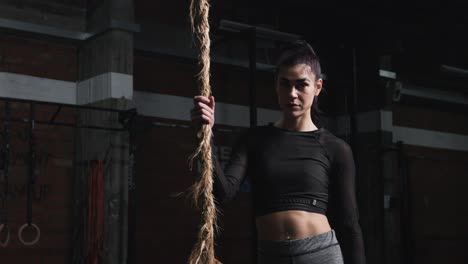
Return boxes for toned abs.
[256,210,331,241]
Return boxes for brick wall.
[134,52,277,108]
[0,34,77,81]
[135,116,255,263]
[0,101,75,263]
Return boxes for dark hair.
[275,40,322,80]
[275,40,326,127]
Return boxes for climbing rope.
[185,0,221,263]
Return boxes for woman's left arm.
[329,140,366,264]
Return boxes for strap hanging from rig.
[0,101,11,247]
[18,103,41,246]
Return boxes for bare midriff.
[255,210,331,241]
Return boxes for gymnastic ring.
[18,223,40,246]
[0,223,11,247]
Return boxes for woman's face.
[275,63,323,119]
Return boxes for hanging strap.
[0,101,11,247]
[1,101,10,224]
[0,223,11,247]
[27,103,36,226]
[18,103,40,246]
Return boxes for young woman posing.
[190,41,366,264]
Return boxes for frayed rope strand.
[186,0,222,263]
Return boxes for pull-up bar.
[0,96,137,131]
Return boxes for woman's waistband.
[255,197,328,217]
[257,229,339,257]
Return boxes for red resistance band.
[87,160,104,264]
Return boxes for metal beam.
[0,17,139,40]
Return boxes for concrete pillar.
[73,1,134,263]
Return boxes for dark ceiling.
[134,0,468,92]
[208,0,468,92]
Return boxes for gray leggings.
[257,229,344,264]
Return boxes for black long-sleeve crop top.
[210,122,366,264]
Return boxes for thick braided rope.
[186,0,222,263]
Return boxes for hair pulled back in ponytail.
[275,40,326,127]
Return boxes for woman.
[190,41,366,264]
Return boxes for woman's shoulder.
[318,127,347,143]
[318,128,353,159]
